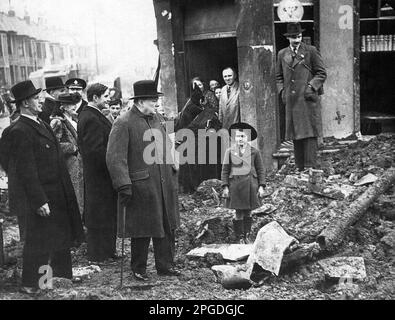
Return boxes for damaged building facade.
[153,0,395,170]
[0,9,94,88]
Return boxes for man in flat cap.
[276,22,327,172]
[0,80,84,294]
[66,78,88,116]
[39,76,67,124]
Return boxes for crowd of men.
[0,22,326,294]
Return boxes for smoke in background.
[1,0,158,95]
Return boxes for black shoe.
[157,267,181,277]
[132,271,149,281]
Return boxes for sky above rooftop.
[1,0,159,88]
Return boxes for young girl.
[221,122,266,243]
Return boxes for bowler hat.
[57,92,81,105]
[229,122,258,141]
[65,78,87,90]
[283,22,305,37]
[10,80,42,103]
[129,80,163,100]
[44,76,65,91]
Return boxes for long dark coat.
[276,43,327,141]
[50,116,84,215]
[77,105,117,229]
[0,116,84,254]
[76,99,88,115]
[106,105,179,238]
[39,97,59,124]
[221,145,265,210]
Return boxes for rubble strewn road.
[0,134,394,300]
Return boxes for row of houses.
[0,9,94,89]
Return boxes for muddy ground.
[0,134,394,300]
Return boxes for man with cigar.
[106,80,180,281]
[0,80,84,293]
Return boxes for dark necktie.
[292,47,297,60]
[227,86,231,99]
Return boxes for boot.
[233,219,245,244]
[243,216,253,244]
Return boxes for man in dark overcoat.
[276,22,327,171]
[106,80,180,281]
[77,83,118,263]
[39,76,66,124]
[0,80,84,293]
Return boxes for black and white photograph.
[0,0,394,306]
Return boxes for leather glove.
[304,85,318,102]
[118,185,133,207]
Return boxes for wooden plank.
[153,0,178,117]
[184,31,236,41]
[236,0,279,171]
[170,0,188,111]
[354,0,361,133]
[184,0,237,37]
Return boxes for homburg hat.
[44,76,65,91]
[129,80,163,100]
[283,22,305,37]
[10,80,42,103]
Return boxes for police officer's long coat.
[106,105,179,238]
[276,43,327,141]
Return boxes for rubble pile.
[0,134,394,299]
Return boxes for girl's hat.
[229,122,257,141]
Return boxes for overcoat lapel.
[20,116,56,143]
[291,43,307,69]
[64,118,78,141]
[88,106,112,128]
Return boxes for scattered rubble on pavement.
[1,133,395,299]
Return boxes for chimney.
[24,9,30,24]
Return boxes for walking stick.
[120,205,126,288]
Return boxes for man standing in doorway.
[276,22,327,172]
[218,67,240,130]
[77,83,118,263]
[106,80,180,281]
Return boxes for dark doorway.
[359,0,395,134]
[184,37,238,92]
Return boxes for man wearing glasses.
[276,22,327,172]
[65,78,88,115]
